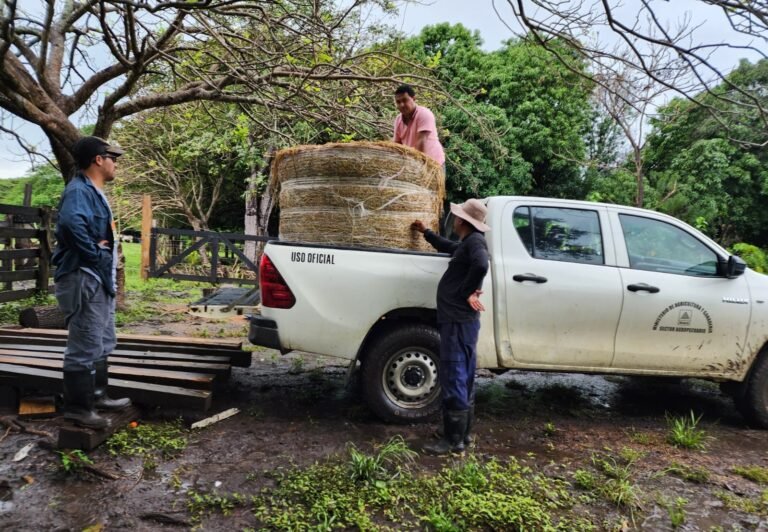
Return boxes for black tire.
[361,324,441,423]
[735,347,768,428]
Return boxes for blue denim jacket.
[52,173,115,296]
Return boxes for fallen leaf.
[21,475,34,485]
[12,443,35,462]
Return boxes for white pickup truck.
[249,196,768,427]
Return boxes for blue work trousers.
[439,320,480,411]
[55,270,117,372]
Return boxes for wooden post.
[1,212,13,291]
[37,208,52,294]
[140,194,152,281]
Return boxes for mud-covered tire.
[361,324,441,423]
[735,347,768,428]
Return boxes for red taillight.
[260,254,296,309]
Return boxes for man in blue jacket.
[412,198,490,454]
[53,136,131,428]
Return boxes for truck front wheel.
[361,324,442,423]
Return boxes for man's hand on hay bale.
[411,220,427,233]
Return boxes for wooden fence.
[0,203,54,303]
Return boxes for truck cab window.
[514,206,604,265]
[513,207,534,255]
[619,214,719,277]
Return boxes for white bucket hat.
[450,198,490,232]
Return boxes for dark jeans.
[439,320,479,411]
[55,270,117,372]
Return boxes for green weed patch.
[189,438,598,530]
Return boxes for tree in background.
[643,59,768,247]
[504,1,768,148]
[396,23,593,201]
[0,0,417,179]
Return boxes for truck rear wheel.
[734,346,768,428]
[361,324,441,423]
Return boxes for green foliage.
[396,24,593,201]
[665,497,688,528]
[644,59,768,246]
[666,411,708,450]
[107,420,188,463]
[0,165,64,207]
[347,435,417,484]
[715,489,768,516]
[664,462,710,484]
[730,243,768,273]
[57,449,93,475]
[733,465,768,485]
[243,451,597,530]
[187,489,247,521]
[583,450,642,512]
[573,469,598,490]
[0,292,57,326]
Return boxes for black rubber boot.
[435,404,474,446]
[63,369,110,429]
[93,359,131,411]
[424,410,468,455]
[464,404,475,447]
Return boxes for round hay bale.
[274,142,444,252]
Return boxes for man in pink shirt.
[393,84,446,168]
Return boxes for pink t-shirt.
[393,105,445,165]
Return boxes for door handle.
[513,273,548,284]
[627,283,660,294]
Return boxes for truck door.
[500,203,623,369]
[611,213,750,374]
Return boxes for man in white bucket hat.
[412,198,490,454]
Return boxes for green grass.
[117,242,205,326]
[347,436,417,485]
[733,465,768,485]
[666,411,708,450]
[665,497,688,528]
[107,419,188,471]
[188,445,599,530]
[664,461,710,484]
[0,292,57,326]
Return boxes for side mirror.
[725,255,747,278]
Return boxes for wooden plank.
[58,406,141,450]
[0,355,215,389]
[0,249,39,260]
[18,397,57,418]
[0,333,251,367]
[0,364,211,410]
[0,288,37,304]
[0,228,39,239]
[107,357,231,377]
[0,349,231,377]
[191,407,240,429]
[0,269,37,282]
[0,342,232,363]
[0,204,43,219]
[108,378,211,410]
[141,194,152,281]
[1,328,243,348]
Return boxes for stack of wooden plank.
[0,327,252,411]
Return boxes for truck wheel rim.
[382,348,439,409]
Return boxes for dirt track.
[0,313,766,530]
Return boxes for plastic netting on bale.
[274,142,445,252]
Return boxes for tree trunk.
[245,148,276,264]
[116,241,127,311]
[19,305,67,329]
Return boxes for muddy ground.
[0,307,767,530]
